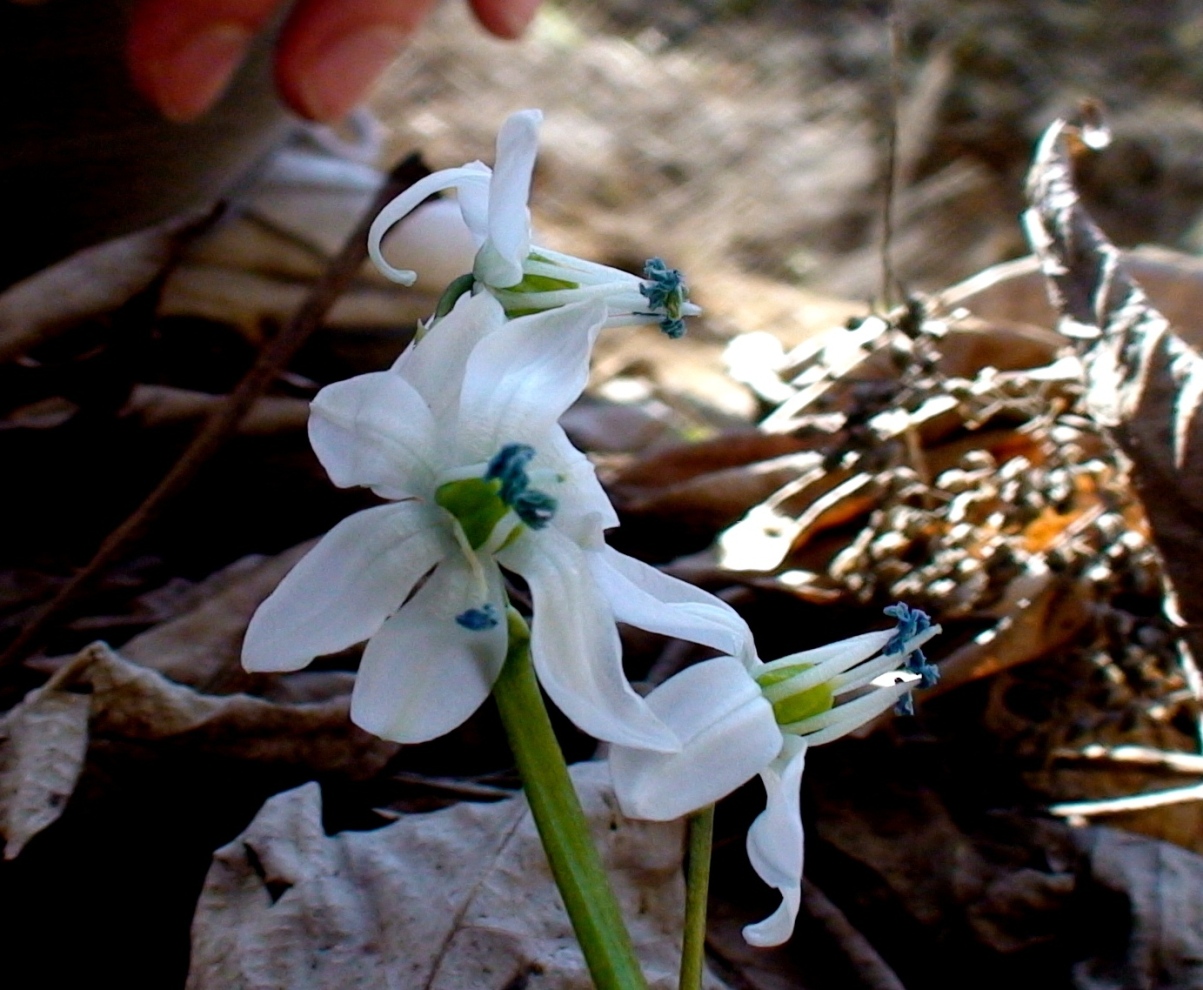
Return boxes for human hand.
[126,0,541,123]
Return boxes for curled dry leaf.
[0,215,201,365]
[0,641,395,858]
[1024,117,1203,662]
[1071,827,1203,990]
[121,541,315,691]
[187,761,728,990]
[0,679,90,860]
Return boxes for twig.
[1050,782,1203,820]
[801,882,907,990]
[1051,743,1203,775]
[0,153,430,671]
[879,0,906,309]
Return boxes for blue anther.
[893,692,916,717]
[883,602,932,656]
[659,317,687,339]
[513,489,557,529]
[485,443,557,528]
[486,443,536,504]
[456,603,500,631]
[904,648,940,688]
[641,258,685,310]
[639,258,690,337]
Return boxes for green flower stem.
[680,805,715,990]
[492,610,649,990]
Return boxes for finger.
[273,0,440,122]
[467,0,543,39]
[126,0,287,122]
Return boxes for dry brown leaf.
[0,642,395,857]
[1072,827,1203,990]
[187,761,729,990]
[1024,119,1203,661]
[942,246,1203,352]
[0,679,90,859]
[0,216,199,364]
[121,542,314,691]
[121,384,310,436]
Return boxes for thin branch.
[1051,743,1203,776]
[802,882,907,990]
[0,153,430,671]
[880,0,906,309]
[1050,782,1203,819]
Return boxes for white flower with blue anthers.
[608,603,941,947]
[242,290,742,751]
[368,109,699,338]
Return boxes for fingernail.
[154,23,253,122]
[495,0,542,38]
[298,27,408,123]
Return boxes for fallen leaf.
[0,678,89,859]
[0,215,200,365]
[0,642,395,857]
[187,761,729,990]
[1024,117,1203,662]
[1071,827,1203,990]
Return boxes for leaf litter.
[6,4,1203,989]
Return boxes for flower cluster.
[367,110,699,336]
[608,604,940,946]
[243,109,940,954]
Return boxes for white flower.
[367,109,699,337]
[609,604,941,947]
[242,290,741,751]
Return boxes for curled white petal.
[501,527,679,753]
[368,165,491,284]
[242,502,448,672]
[351,554,507,743]
[743,737,808,947]
[372,198,477,292]
[475,109,541,288]
[609,656,781,821]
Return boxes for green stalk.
[492,610,650,990]
[679,805,715,990]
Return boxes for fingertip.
[471,0,542,39]
[126,1,276,122]
[281,25,408,122]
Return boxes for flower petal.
[609,656,781,821]
[743,737,808,947]
[351,554,507,743]
[588,544,754,661]
[394,291,507,424]
[308,370,438,494]
[542,430,619,532]
[242,502,449,672]
[499,527,678,752]
[456,300,607,460]
[368,165,491,284]
[474,109,541,287]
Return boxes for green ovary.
[435,477,509,549]
[757,663,835,725]
[509,271,578,293]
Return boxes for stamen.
[513,489,557,530]
[883,601,940,687]
[485,443,558,527]
[456,603,500,631]
[486,444,536,505]
[639,258,690,338]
